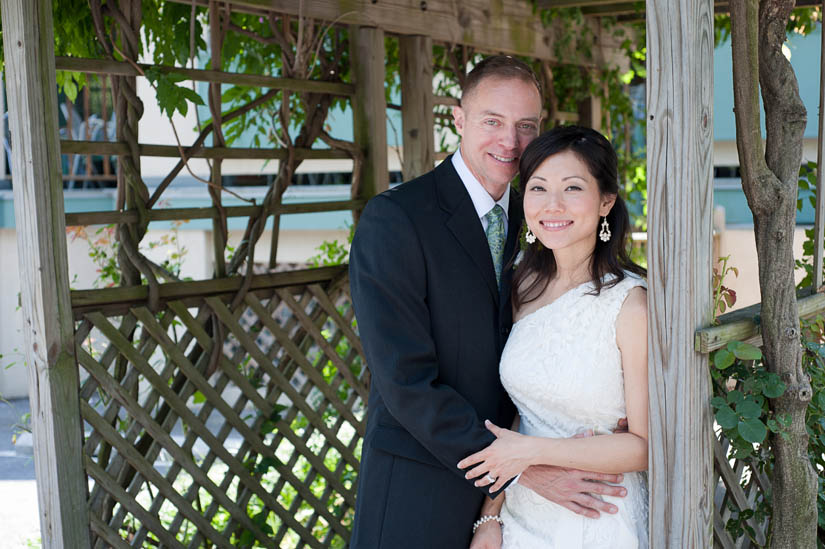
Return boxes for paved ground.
[0,398,41,548]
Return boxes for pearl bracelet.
[472,514,503,534]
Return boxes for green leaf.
[180,86,205,106]
[191,390,206,404]
[742,376,763,395]
[64,79,78,103]
[738,418,767,443]
[711,396,727,409]
[762,373,786,398]
[714,349,735,370]
[726,390,744,405]
[715,405,739,429]
[260,419,277,435]
[727,341,762,361]
[254,456,279,474]
[735,400,762,419]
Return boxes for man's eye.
[484,119,499,126]
[519,124,537,131]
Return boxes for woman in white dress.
[458,125,649,548]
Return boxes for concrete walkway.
[0,398,41,548]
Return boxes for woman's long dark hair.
[511,125,646,311]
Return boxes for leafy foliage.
[0,0,100,101]
[795,161,825,289]
[144,68,204,118]
[308,225,353,268]
[710,255,825,545]
[713,255,738,320]
[710,340,789,458]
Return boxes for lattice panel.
[74,274,367,548]
[712,428,771,548]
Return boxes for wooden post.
[646,0,714,547]
[1,0,91,546]
[399,35,434,180]
[577,92,602,132]
[350,25,388,203]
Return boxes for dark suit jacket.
[348,157,522,548]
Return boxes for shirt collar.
[452,146,510,221]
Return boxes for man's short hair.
[461,55,543,106]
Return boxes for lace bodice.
[498,273,649,548]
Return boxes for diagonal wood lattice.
[74,267,367,548]
[712,429,771,549]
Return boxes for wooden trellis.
[74,266,366,548]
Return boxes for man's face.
[452,76,542,200]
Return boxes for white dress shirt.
[452,147,510,237]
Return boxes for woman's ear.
[600,193,617,217]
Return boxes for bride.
[458,125,649,548]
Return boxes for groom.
[348,56,625,548]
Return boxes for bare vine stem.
[110,41,255,205]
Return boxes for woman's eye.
[528,184,545,192]
[565,185,582,191]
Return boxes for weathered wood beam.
[434,95,459,107]
[0,0,91,546]
[539,0,626,6]
[400,35,435,180]
[59,140,350,160]
[165,0,600,63]
[538,0,822,11]
[64,199,368,227]
[694,291,825,353]
[350,26,388,202]
[646,0,714,546]
[54,56,354,96]
[70,265,347,318]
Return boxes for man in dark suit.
[348,56,626,548]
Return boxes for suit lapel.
[437,157,500,304]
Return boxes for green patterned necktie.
[484,204,506,287]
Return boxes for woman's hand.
[457,420,536,492]
[468,519,502,549]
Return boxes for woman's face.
[523,149,616,255]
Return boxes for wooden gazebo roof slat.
[166,0,611,63]
[538,0,822,16]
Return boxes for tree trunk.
[729,1,817,547]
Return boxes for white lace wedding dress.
[499,273,649,549]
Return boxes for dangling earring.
[599,216,611,242]
[525,227,536,244]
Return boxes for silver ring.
[485,474,497,484]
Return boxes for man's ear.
[453,106,465,137]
